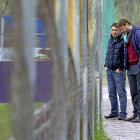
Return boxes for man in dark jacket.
[118,18,140,122]
[104,23,127,120]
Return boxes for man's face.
[111,26,121,38]
[119,24,130,33]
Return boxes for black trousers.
[127,65,140,117]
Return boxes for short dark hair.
[111,23,119,28]
[117,17,131,27]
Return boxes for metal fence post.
[54,0,68,140]
[11,0,36,139]
[95,0,101,125]
[87,0,96,139]
[79,0,88,139]
[55,0,68,80]
[68,0,80,84]
[100,0,103,119]
[68,1,80,139]
[0,16,4,61]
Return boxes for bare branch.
[2,0,10,14]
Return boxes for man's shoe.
[125,116,136,121]
[131,117,140,123]
[104,114,118,119]
[118,116,126,120]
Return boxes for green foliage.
[94,116,111,140]
[34,102,44,109]
[0,102,44,140]
[114,0,140,26]
[0,103,12,140]
[102,70,107,83]
[0,0,13,15]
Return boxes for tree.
[114,0,140,26]
[0,0,13,15]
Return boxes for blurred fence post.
[79,0,88,140]
[68,1,81,140]
[55,0,68,80]
[54,0,68,140]
[94,0,103,125]
[87,0,96,139]
[68,0,80,84]
[95,0,101,125]
[0,16,4,61]
[100,0,103,119]
[38,1,69,140]
[11,0,36,139]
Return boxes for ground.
[102,83,140,140]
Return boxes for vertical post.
[39,1,68,140]
[73,1,80,140]
[55,0,68,80]
[11,0,36,139]
[68,1,80,140]
[0,16,4,61]
[68,0,80,84]
[21,0,36,86]
[95,0,101,124]
[79,0,88,140]
[54,0,68,140]
[94,0,103,126]
[87,0,97,139]
[100,0,103,119]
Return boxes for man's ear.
[125,23,129,27]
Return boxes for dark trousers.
[127,65,140,117]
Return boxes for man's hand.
[116,69,122,73]
[105,67,108,70]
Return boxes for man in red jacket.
[118,18,140,122]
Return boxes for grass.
[1,103,111,140]
[0,104,12,140]
[102,70,107,83]
[34,102,44,109]
[0,102,44,140]
[94,115,111,140]
[0,103,111,140]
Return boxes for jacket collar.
[111,32,124,42]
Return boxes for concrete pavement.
[102,83,140,140]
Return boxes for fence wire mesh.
[0,0,103,140]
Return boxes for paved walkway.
[102,83,140,140]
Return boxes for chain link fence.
[1,0,140,139]
[0,0,103,140]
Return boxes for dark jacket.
[105,33,124,71]
[124,25,140,69]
